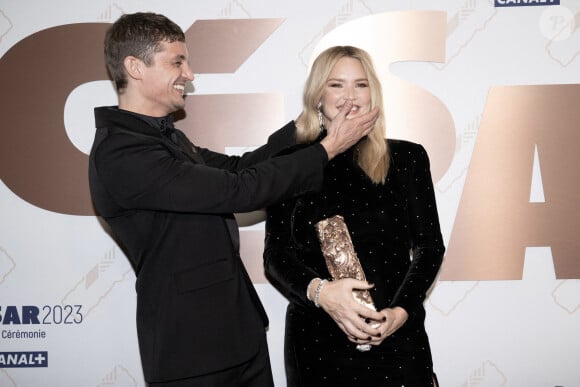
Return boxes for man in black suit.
[89,12,378,386]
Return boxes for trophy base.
[356,344,371,352]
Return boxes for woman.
[264,46,445,386]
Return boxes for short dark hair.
[104,12,185,90]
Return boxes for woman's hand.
[368,306,409,346]
[314,278,385,343]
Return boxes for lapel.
[96,106,205,165]
[223,214,240,252]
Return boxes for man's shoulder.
[94,106,160,139]
[95,106,131,129]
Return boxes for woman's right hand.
[314,278,385,344]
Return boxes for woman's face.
[319,56,371,125]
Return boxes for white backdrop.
[1,0,579,386]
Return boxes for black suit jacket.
[88,106,327,382]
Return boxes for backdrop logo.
[0,305,83,325]
[0,352,48,368]
[495,0,560,7]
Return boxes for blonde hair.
[298,46,389,184]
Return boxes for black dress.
[264,139,445,387]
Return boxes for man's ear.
[124,56,143,80]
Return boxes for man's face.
[139,40,194,117]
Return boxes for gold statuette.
[315,215,378,351]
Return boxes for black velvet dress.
[264,139,445,387]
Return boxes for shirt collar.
[123,109,175,135]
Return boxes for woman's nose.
[345,87,356,101]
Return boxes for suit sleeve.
[195,121,298,171]
[91,123,328,215]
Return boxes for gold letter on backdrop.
[441,84,580,280]
[0,24,109,215]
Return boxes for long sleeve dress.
[264,139,445,387]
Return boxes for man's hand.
[320,100,379,160]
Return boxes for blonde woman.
[264,46,444,386]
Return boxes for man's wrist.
[320,138,336,160]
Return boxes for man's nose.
[183,63,195,81]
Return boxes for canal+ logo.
[495,0,559,7]
[0,351,48,368]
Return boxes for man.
[89,12,378,386]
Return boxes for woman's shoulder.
[386,139,431,176]
[387,138,427,158]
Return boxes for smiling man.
[88,12,378,387]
